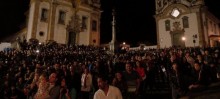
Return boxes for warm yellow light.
[182,37,186,41]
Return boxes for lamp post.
[182,36,186,47]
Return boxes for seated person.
[188,62,210,91]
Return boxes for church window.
[92,20,97,31]
[39,31,44,37]
[182,16,189,28]
[41,8,48,22]
[58,10,66,24]
[82,16,87,31]
[165,20,170,31]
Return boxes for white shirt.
[81,73,92,92]
[94,85,123,99]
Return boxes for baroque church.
[155,0,220,48]
[17,0,101,46]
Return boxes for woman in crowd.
[59,77,75,99]
[34,73,50,99]
[112,71,128,98]
[169,62,188,99]
[188,62,211,91]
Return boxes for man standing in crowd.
[93,75,122,99]
[48,73,61,99]
[123,62,141,99]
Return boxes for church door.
[68,32,76,45]
[172,33,185,47]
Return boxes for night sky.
[0,0,219,46]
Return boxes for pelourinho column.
[109,8,118,53]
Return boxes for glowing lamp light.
[182,37,186,41]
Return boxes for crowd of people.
[0,40,220,99]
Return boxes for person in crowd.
[112,71,128,98]
[69,65,81,98]
[169,62,188,99]
[122,62,141,99]
[34,73,50,99]
[188,62,211,91]
[59,77,73,99]
[1,40,220,99]
[48,72,61,99]
[94,75,122,99]
[27,71,40,98]
[81,67,93,99]
[185,52,195,67]
[134,61,146,94]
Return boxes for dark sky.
[0,0,219,46]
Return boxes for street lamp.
[182,37,186,41]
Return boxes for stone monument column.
[109,9,118,53]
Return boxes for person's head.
[170,54,176,62]
[84,67,89,74]
[125,62,132,72]
[197,54,203,61]
[136,61,141,67]
[194,62,201,71]
[18,77,23,83]
[204,50,209,55]
[97,75,109,90]
[54,63,60,70]
[34,72,40,81]
[60,77,67,87]
[49,73,57,84]
[115,72,122,80]
[172,62,179,72]
[39,73,47,83]
[185,52,190,57]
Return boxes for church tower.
[26,0,101,46]
[155,0,220,48]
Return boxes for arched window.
[81,16,87,31]
[165,20,170,31]
[41,8,48,22]
[92,20,97,31]
[58,10,66,24]
[182,16,189,28]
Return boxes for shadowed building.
[155,0,220,48]
[17,0,101,46]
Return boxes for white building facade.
[26,0,101,46]
[155,0,220,48]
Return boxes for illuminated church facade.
[155,0,220,48]
[18,0,101,46]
